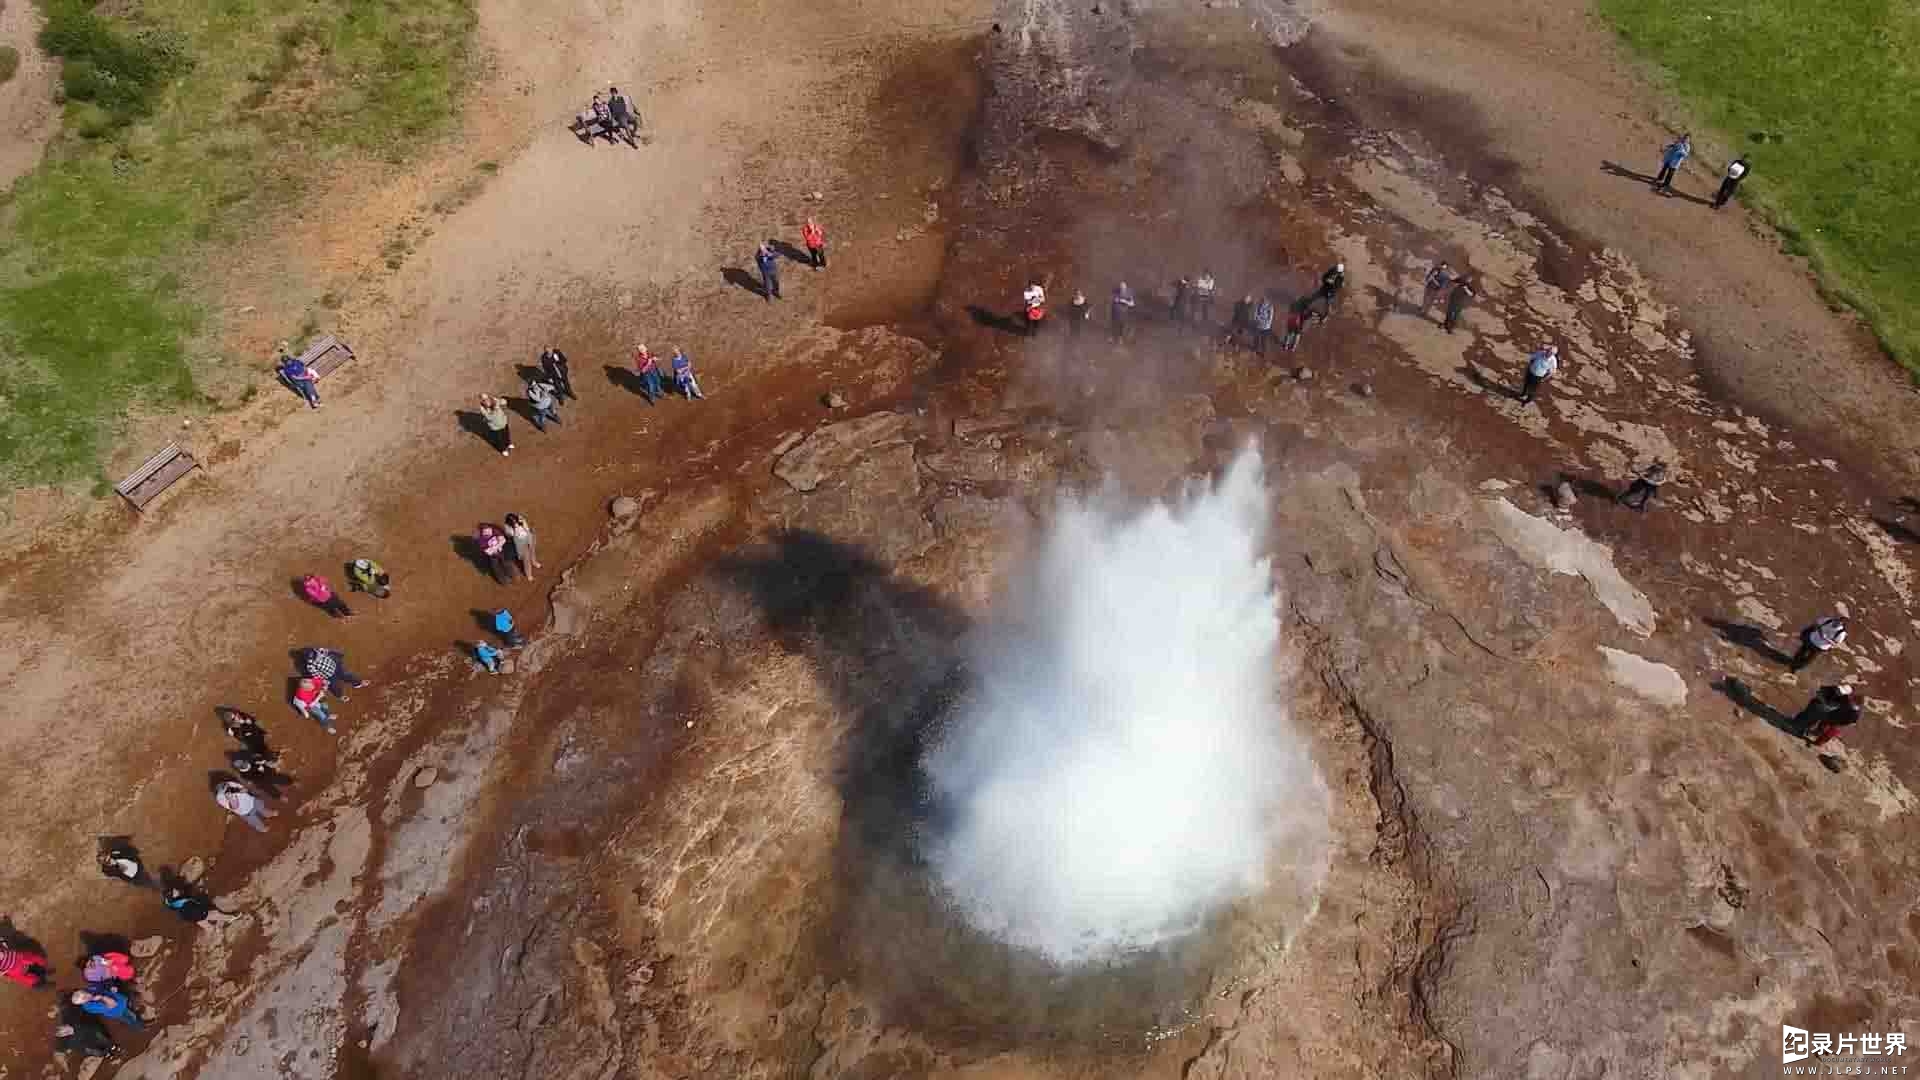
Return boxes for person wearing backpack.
[301,574,353,619]
[215,779,280,831]
[1712,156,1748,209]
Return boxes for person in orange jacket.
[801,217,826,269]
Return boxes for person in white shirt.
[1022,281,1046,336]
[1520,344,1558,405]
[1790,615,1847,673]
[1713,157,1749,209]
[214,780,277,833]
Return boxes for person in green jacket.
[477,394,514,457]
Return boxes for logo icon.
[1784,1025,1810,1064]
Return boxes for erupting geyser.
[922,448,1329,966]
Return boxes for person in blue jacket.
[1653,133,1691,194]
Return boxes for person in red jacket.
[300,574,352,619]
[0,941,53,989]
[801,217,826,269]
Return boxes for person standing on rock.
[301,573,353,619]
[1712,156,1749,209]
[802,217,827,269]
[1422,260,1454,314]
[0,940,53,989]
[1443,277,1475,333]
[1068,290,1090,338]
[1616,460,1668,511]
[504,513,541,578]
[1109,281,1136,341]
[671,349,705,400]
[1790,615,1848,673]
[1653,133,1691,194]
[1314,262,1346,321]
[291,676,337,734]
[755,241,782,301]
[633,344,664,405]
[1191,270,1217,329]
[1022,280,1047,336]
[539,346,574,401]
[1250,295,1276,355]
[1520,344,1558,405]
[303,646,370,700]
[477,393,515,457]
[1793,683,1859,745]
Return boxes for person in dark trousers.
[1653,133,1691,194]
[1443,278,1475,332]
[348,558,391,599]
[1281,304,1307,351]
[301,574,352,619]
[525,376,562,432]
[1250,295,1276,355]
[755,241,782,301]
[477,524,514,585]
[99,843,153,889]
[0,940,53,989]
[216,778,280,830]
[477,394,514,457]
[69,988,142,1030]
[607,87,637,141]
[539,346,574,400]
[633,344,664,404]
[1793,683,1859,745]
[160,871,241,928]
[1067,291,1090,338]
[1109,281,1136,341]
[229,747,292,798]
[1314,262,1346,321]
[1712,157,1748,209]
[303,646,369,700]
[1225,294,1253,348]
[1616,460,1668,511]
[1169,276,1190,324]
[1422,261,1453,314]
[277,353,321,409]
[1790,615,1848,673]
[219,708,270,757]
[54,1009,120,1059]
[802,217,827,268]
[492,608,527,648]
[504,513,540,577]
[1520,344,1558,405]
[671,349,705,400]
[1191,271,1217,329]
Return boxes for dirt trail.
[0,0,57,192]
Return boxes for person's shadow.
[1713,676,1803,738]
[1703,618,1795,666]
[1365,284,1415,317]
[769,239,813,265]
[602,364,646,397]
[1601,160,1713,205]
[449,534,495,580]
[0,915,49,960]
[721,266,768,297]
[965,305,1028,336]
[1540,471,1618,503]
[1873,516,1920,545]
[454,410,495,449]
[76,931,133,965]
[225,751,294,798]
[1459,363,1519,401]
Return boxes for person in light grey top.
[1790,615,1847,673]
[504,513,540,578]
[1520,345,1558,405]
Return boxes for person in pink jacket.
[300,574,352,619]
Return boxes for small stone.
[810,191,823,201]
[1356,383,1374,397]
[1294,366,1313,381]
[1554,481,1577,510]
[181,856,207,882]
[413,767,439,789]
[609,496,640,519]
[131,935,164,959]
[823,390,848,409]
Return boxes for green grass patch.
[0,0,477,489]
[1599,0,1920,373]
[0,45,20,85]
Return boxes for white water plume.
[922,448,1328,966]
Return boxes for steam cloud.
[922,448,1328,966]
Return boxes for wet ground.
[17,1,1920,1078]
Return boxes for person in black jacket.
[1712,157,1749,209]
[1793,684,1860,745]
[54,1007,120,1059]
[1313,262,1346,321]
[539,346,573,400]
[1224,294,1254,349]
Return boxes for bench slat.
[290,334,354,382]
[115,443,199,511]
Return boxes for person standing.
[161,879,241,928]
[504,513,540,577]
[801,217,827,268]
[1250,295,1276,355]
[755,241,782,301]
[348,558,391,599]
[99,844,152,888]
[525,375,562,432]
[539,346,574,400]
[1790,615,1848,673]
[1225,294,1253,348]
[1422,261,1454,314]
[1067,291,1090,338]
[477,524,514,585]
[671,349,705,400]
[290,677,336,733]
[633,344,664,404]
[53,1010,120,1059]
[1520,344,1558,405]
[277,352,321,409]
[1281,304,1307,352]
[1191,271,1217,329]
[69,988,142,1030]
[1169,276,1191,324]
[1314,262,1346,321]
[473,641,505,675]
[1443,278,1475,333]
[477,393,514,457]
[1712,157,1749,209]
[215,779,279,832]
[219,708,270,756]
[1616,461,1668,511]
[303,646,370,700]
[1793,683,1860,745]
[1653,133,1691,194]
[301,574,353,619]
[1022,281,1047,336]
[492,608,527,648]
[607,86,637,140]
[1109,281,1136,341]
[0,940,53,989]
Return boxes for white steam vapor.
[922,448,1328,966]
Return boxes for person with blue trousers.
[754,241,782,301]
[69,988,143,1030]
[1653,133,1690,194]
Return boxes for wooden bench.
[114,443,200,512]
[296,335,355,380]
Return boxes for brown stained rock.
[609,496,641,520]
[412,767,439,789]
[772,412,915,493]
[131,935,164,959]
